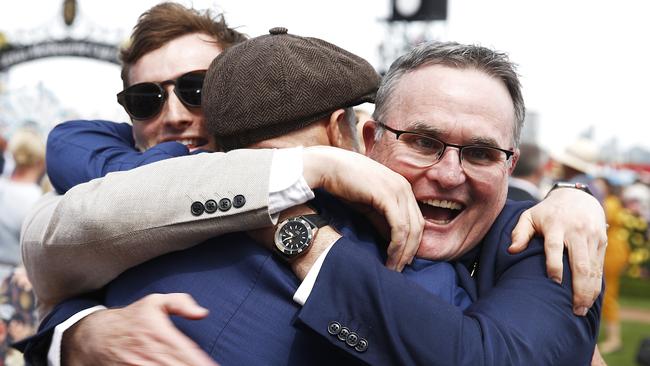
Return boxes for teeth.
[420,199,462,210]
[178,139,198,146]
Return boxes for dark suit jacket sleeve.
[46,120,190,193]
[296,233,601,365]
[14,297,103,366]
[507,186,538,202]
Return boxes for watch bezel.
[274,217,316,257]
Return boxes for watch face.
[274,217,314,256]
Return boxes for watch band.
[301,213,328,229]
[546,181,593,198]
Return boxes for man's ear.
[508,148,520,175]
[326,109,346,148]
[362,120,378,156]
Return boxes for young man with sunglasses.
[46,4,420,260]
[46,3,239,194]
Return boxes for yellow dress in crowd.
[602,195,631,324]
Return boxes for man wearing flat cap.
[204,26,379,151]
[22,29,603,365]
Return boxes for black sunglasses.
[117,70,206,120]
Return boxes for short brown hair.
[120,2,247,87]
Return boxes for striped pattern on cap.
[202,27,381,150]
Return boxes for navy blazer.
[297,200,602,365]
[507,185,539,202]
[46,120,190,193]
[19,195,470,365]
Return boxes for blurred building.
[599,137,622,164]
[626,146,650,164]
[0,82,76,136]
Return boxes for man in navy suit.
[242,39,601,365]
[20,35,604,365]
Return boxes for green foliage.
[621,276,650,299]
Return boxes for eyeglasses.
[117,70,206,120]
[376,122,514,175]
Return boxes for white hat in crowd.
[551,138,600,175]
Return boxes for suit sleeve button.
[218,198,232,211]
[204,199,218,213]
[190,201,205,216]
[345,332,359,347]
[233,194,246,208]
[354,338,368,352]
[337,327,350,341]
[327,321,341,335]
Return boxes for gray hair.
[372,41,525,147]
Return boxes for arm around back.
[22,149,275,312]
[296,204,601,365]
[46,120,190,193]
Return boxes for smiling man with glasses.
[352,45,530,263]
[289,42,605,364]
[370,119,517,248]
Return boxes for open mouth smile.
[418,199,464,225]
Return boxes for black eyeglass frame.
[375,121,515,166]
[116,69,207,121]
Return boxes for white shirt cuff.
[47,305,107,366]
[268,147,315,220]
[293,242,336,306]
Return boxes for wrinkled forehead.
[384,65,516,148]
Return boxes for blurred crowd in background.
[506,137,650,281]
[0,125,46,365]
[506,135,650,359]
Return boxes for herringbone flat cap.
[203,27,381,150]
